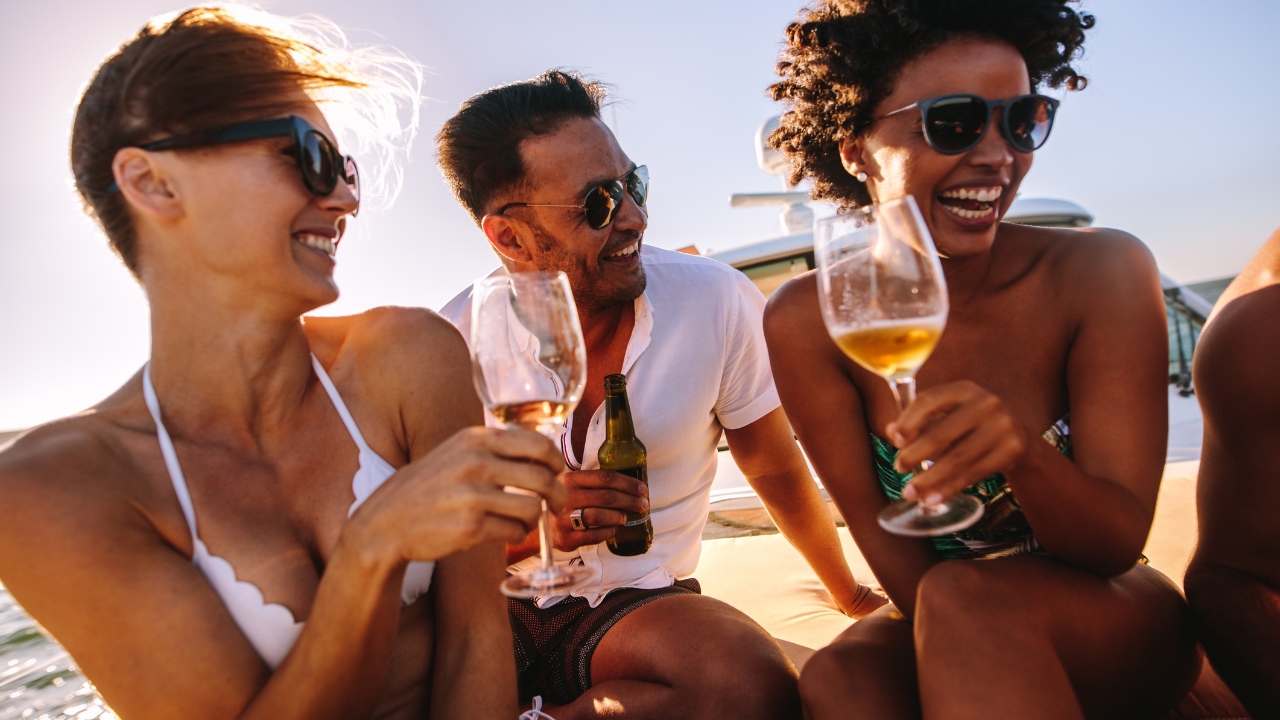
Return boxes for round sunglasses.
[113,115,360,214]
[869,94,1059,155]
[498,165,649,230]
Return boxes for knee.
[799,640,876,705]
[915,561,1035,632]
[699,631,799,719]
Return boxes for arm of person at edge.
[724,407,882,618]
[888,231,1168,578]
[1183,228,1280,716]
[506,468,649,565]
[765,274,942,618]
[0,310,567,720]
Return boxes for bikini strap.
[142,364,200,540]
[309,354,377,458]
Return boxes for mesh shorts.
[508,577,702,705]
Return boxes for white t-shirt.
[440,245,780,607]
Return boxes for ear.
[481,213,535,264]
[112,147,183,221]
[837,136,866,177]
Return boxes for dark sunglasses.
[869,94,1059,155]
[112,115,360,214]
[498,165,648,230]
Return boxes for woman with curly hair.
[763,1,1199,717]
[0,7,566,719]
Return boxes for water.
[0,584,112,720]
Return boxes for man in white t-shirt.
[436,70,880,719]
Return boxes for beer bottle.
[598,374,653,556]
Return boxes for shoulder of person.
[0,414,147,560]
[1020,225,1161,307]
[307,306,469,373]
[763,269,819,329]
[1194,282,1280,423]
[304,308,476,430]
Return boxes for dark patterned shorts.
[509,577,702,705]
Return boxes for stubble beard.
[527,221,647,314]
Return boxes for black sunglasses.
[112,115,360,214]
[498,165,648,230]
[868,94,1059,155]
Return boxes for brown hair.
[71,6,418,277]
[436,69,608,224]
[769,0,1093,209]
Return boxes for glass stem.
[531,423,565,575]
[888,377,922,474]
[889,376,937,512]
[537,501,555,574]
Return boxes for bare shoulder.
[1194,284,1280,427]
[1032,225,1160,292]
[304,308,480,458]
[305,307,471,395]
[763,270,820,333]
[0,413,153,577]
[1003,224,1162,325]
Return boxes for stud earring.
[855,170,868,183]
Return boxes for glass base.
[500,564,592,599]
[878,493,985,537]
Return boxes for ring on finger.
[569,509,590,531]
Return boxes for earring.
[855,170,868,183]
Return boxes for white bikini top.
[142,355,435,669]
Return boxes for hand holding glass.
[470,271,592,597]
[814,196,984,536]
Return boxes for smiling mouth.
[294,233,336,257]
[604,241,639,260]
[937,186,1003,221]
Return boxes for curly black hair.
[769,0,1094,209]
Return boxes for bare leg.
[913,557,1198,720]
[544,594,800,720]
[1185,562,1280,717]
[799,603,919,720]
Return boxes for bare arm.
[1185,261,1280,716]
[724,408,882,618]
[764,274,940,617]
[431,541,517,718]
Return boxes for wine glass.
[814,195,984,537]
[470,271,592,597]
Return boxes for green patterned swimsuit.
[871,417,1072,559]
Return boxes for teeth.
[939,186,1003,202]
[295,233,336,256]
[607,242,638,258]
[941,204,997,220]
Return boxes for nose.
[610,183,648,234]
[320,171,360,218]
[968,107,1015,169]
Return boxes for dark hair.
[436,69,608,223]
[71,7,368,277]
[769,0,1094,209]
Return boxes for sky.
[1,0,1277,431]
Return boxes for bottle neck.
[604,386,636,439]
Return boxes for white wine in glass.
[470,271,592,598]
[815,195,984,537]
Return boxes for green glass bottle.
[598,374,653,556]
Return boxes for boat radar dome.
[730,116,813,237]
[755,115,788,177]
